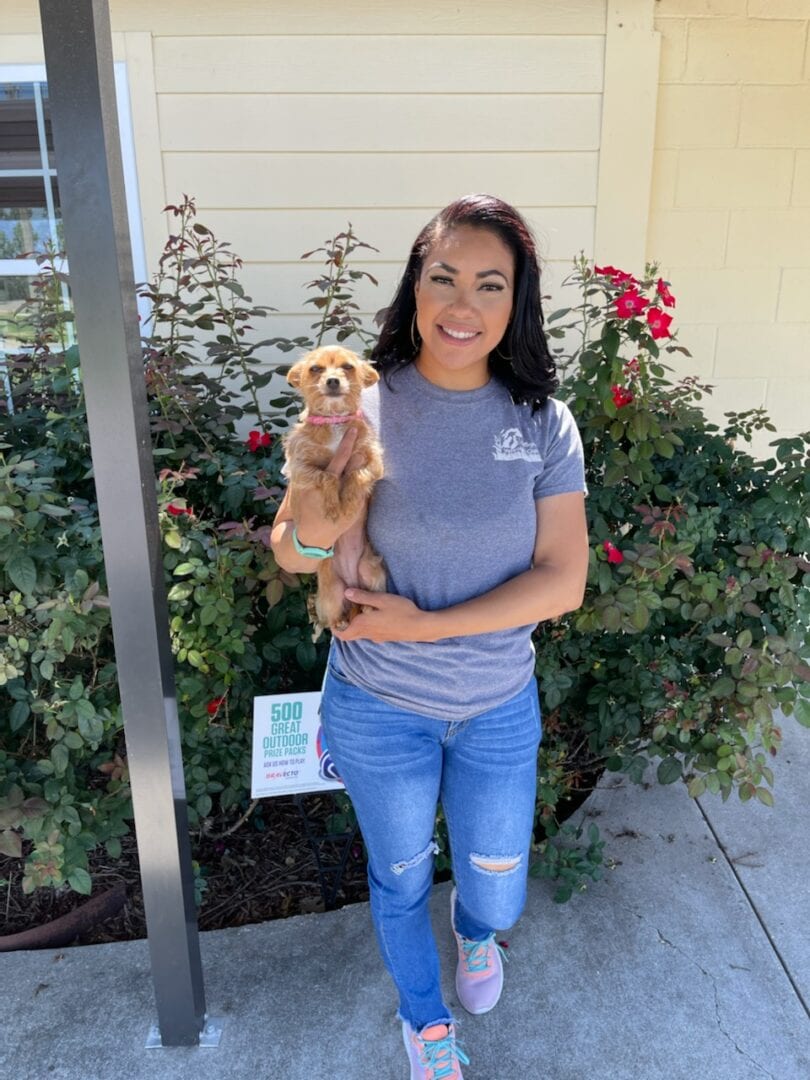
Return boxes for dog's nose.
[325,377,341,390]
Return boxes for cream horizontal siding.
[650,2,810,458]
[158,94,601,153]
[163,153,600,210]
[153,35,605,94]
[198,208,596,264]
[3,0,607,34]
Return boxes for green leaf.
[63,731,84,750]
[657,757,682,785]
[74,699,96,722]
[601,325,620,361]
[67,867,92,895]
[794,697,810,728]
[7,554,37,594]
[106,838,122,859]
[168,582,193,601]
[687,776,706,798]
[0,830,22,858]
[51,743,69,775]
[711,677,735,699]
[755,787,774,808]
[630,604,650,631]
[0,505,16,520]
[200,604,219,626]
[10,700,30,731]
[196,793,213,818]
[165,529,182,550]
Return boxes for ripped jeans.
[320,647,542,1033]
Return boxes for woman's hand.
[290,425,367,549]
[332,589,437,643]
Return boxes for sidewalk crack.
[613,901,776,1079]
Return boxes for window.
[0,63,147,370]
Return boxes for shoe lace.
[418,1031,470,1079]
[461,933,509,974]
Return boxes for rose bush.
[529,258,809,895]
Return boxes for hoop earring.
[410,312,421,351]
[495,338,513,362]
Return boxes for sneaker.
[450,886,507,1015]
[401,1021,469,1079]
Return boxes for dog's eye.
[341,364,354,372]
[309,365,324,375]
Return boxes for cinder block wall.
[649,0,810,458]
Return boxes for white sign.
[251,690,344,798]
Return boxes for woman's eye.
[481,283,505,292]
[429,275,453,285]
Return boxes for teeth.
[441,326,478,340]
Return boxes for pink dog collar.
[305,409,364,426]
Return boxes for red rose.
[207,697,225,716]
[611,384,634,408]
[603,539,624,564]
[646,307,673,340]
[611,271,640,287]
[614,289,649,318]
[166,503,189,516]
[246,430,273,452]
[656,278,676,308]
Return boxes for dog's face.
[286,346,379,415]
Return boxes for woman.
[271,194,589,1079]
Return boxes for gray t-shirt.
[332,361,588,721]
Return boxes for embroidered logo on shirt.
[492,427,543,462]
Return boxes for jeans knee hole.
[390,840,439,876]
[469,853,522,876]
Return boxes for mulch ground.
[1,769,600,947]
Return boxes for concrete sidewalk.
[2,713,808,1080]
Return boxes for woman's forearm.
[421,563,585,641]
[270,518,336,574]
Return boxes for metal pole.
[38,0,211,1047]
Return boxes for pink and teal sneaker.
[450,887,508,1015]
[402,1021,469,1079]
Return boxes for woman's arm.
[333,491,589,643]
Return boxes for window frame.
[0,61,149,321]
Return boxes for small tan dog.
[282,345,387,641]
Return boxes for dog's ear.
[287,360,306,388]
[360,363,380,388]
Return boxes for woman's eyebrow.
[428,261,510,282]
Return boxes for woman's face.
[413,225,515,390]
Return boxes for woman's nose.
[445,288,477,314]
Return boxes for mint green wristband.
[292,526,334,560]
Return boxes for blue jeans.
[320,647,542,1033]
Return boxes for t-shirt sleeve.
[533,399,589,500]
